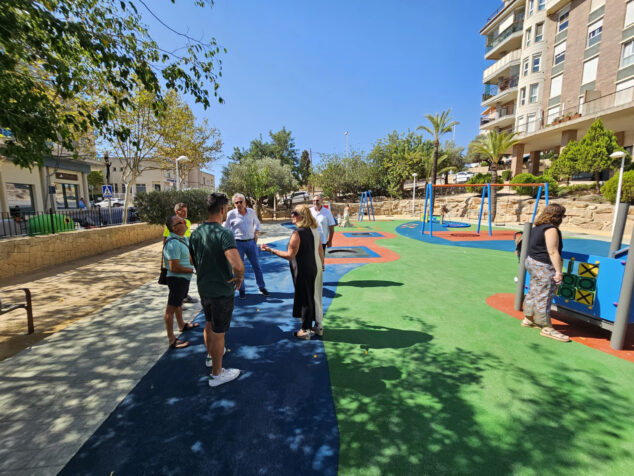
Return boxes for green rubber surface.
[325,220,634,476]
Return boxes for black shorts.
[201,295,234,333]
[166,277,191,307]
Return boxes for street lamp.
[344,131,349,158]
[176,156,190,191]
[412,173,418,217]
[610,150,626,232]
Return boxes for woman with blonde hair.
[522,203,570,342]
[261,204,325,339]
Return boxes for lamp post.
[412,173,418,217]
[344,131,349,158]
[176,156,190,191]
[610,150,626,232]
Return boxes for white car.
[288,191,310,204]
[95,198,125,208]
[454,172,475,184]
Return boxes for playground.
[1,214,634,475]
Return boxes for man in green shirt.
[190,193,245,388]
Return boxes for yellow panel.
[578,262,599,278]
[575,289,595,306]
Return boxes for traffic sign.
[102,185,114,198]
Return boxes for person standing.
[261,205,324,339]
[163,202,197,304]
[190,193,245,387]
[522,203,570,342]
[163,215,198,350]
[223,193,269,299]
[78,197,87,210]
[310,194,336,251]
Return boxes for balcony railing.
[483,49,521,80]
[482,76,519,102]
[481,108,515,126]
[486,21,523,53]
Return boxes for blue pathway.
[61,240,361,476]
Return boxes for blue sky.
[143,0,502,178]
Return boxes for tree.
[298,150,312,186]
[220,158,297,220]
[417,110,459,186]
[229,128,300,178]
[465,134,488,165]
[107,88,221,222]
[472,131,519,221]
[312,152,378,199]
[550,141,581,184]
[1,0,225,169]
[87,171,105,200]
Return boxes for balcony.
[483,49,521,82]
[482,76,519,106]
[546,0,570,15]
[480,108,516,130]
[481,0,522,34]
[485,21,523,60]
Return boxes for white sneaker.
[205,347,227,367]
[208,368,240,387]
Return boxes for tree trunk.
[594,171,601,193]
[490,166,498,222]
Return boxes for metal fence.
[1,207,140,239]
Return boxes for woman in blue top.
[522,203,570,342]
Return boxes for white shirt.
[310,206,336,244]
[223,208,260,240]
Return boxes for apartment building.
[480,0,634,176]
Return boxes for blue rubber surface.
[342,232,383,238]
[397,222,613,256]
[60,239,361,476]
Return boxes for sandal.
[293,330,312,340]
[169,338,190,349]
[179,322,199,332]
[540,327,570,342]
[521,318,540,328]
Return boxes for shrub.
[510,173,537,196]
[466,173,502,193]
[134,189,214,225]
[536,175,559,198]
[601,170,634,204]
[480,161,489,167]
[557,183,595,197]
[501,170,512,181]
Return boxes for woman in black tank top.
[522,203,570,342]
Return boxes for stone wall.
[0,223,163,281]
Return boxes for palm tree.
[417,110,459,186]
[473,131,520,221]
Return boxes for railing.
[486,21,523,53]
[0,207,140,239]
[483,49,521,80]
[482,76,519,102]
[481,107,515,126]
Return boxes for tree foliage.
[298,150,312,186]
[229,128,300,178]
[0,0,224,168]
[312,152,379,199]
[601,171,634,204]
[417,109,459,186]
[87,170,105,198]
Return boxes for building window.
[558,8,569,32]
[114,183,119,193]
[112,167,116,172]
[582,57,598,85]
[590,0,605,12]
[121,183,126,193]
[550,74,563,98]
[615,78,634,106]
[554,42,566,65]
[627,1,634,28]
[538,0,545,11]
[528,0,534,16]
[136,184,146,194]
[525,27,532,46]
[532,54,541,72]
[535,23,544,43]
[55,183,78,209]
[520,87,527,106]
[621,40,634,68]
[6,183,35,212]
[547,106,559,124]
[529,84,539,103]
[154,184,161,191]
[527,113,537,133]
[523,58,529,76]
[516,115,525,133]
[587,20,602,48]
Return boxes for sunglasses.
[234,200,243,204]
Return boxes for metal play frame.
[358,191,376,222]
[421,182,549,237]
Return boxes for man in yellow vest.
[163,202,197,303]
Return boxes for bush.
[510,173,538,196]
[480,161,489,167]
[557,183,594,197]
[601,170,634,203]
[466,173,502,193]
[501,170,512,181]
[134,189,213,225]
[536,175,559,198]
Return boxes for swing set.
[421,182,549,237]
[358,191,376,222]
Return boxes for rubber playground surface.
[60,220,634,475]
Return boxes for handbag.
[158,237,175,285]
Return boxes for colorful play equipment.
[421,182,549,237]
[358,191,375,222]
[27,213,75,235]
[515,202,632,350]
[442,221,470,228]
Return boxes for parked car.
[454,172,475,184]
[286,191,310,205]
[95,198,125,208]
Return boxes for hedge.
[509,173,558,198]
[601,171,634,204]
[134,189,214,225]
